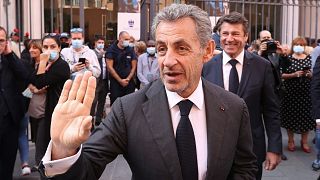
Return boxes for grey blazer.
[50,79,257,180]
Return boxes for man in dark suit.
[0,26,29,180]
[39,4,257,179]
[91,35,109,126]
[202,12,282,179]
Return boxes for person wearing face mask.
[59,32,70,49]
[137,40,159,88]
[61,28,101,80]
[129,36,135,48]
[281,36,315,154]
[106,31,137,105]
[28,34,70,168]
[91,36,109,126]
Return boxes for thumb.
[78,116,92,142]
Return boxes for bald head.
[259,30,272,41]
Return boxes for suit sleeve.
[49,98,128,179]
[228,100,258,180]
[312,56,320,119]
[261,62,282,154]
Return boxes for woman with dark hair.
[29,34,70,165]
[281,36,315,153]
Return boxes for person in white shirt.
[61,28,100,79]
[39,4,257,180]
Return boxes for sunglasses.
[44,33,60,38]
[70,28,83,33]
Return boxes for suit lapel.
[202,79,229,178]
[213,54,225,88]
[238,51,253,97]
[142,80,183,179]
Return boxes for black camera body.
[261,39,277,53]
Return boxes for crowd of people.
[1,3,320,180]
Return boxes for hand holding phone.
[79,58,86,64]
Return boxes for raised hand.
[51,71,96,160]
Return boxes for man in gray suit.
[202,12,282,180]
[40,4,257,180]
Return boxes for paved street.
[12,96,320,179]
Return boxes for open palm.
[50,71,96,159]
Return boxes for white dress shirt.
[165,79,207,180]
[43,79,207,179]
[222,50,245,91]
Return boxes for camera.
[261,39,277,53]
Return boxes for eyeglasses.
[70,28,83,33]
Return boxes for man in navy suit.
[202,12,282,180]
[0,26,29,180]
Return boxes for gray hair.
[151,4,212,48]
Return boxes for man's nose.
[163,49,177,67]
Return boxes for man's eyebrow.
[156,38,190,46]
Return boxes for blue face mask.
[97,43,104,49]
[293,45,304,54]
[122,40,129,47]
[147,47,156,55]
[129,43,134,48]
[49,51,58,62]
[72,39,83,49]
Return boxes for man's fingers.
[58,80,72,104]
[68,74,83,100]
[83,76,96,109]
[76,71,92,102]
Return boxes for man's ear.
[203,40,215,63]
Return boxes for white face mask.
[147,47,156,55]
[122,40,129,47]
[293,45,304,54]
[71,39,83,49]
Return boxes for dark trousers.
[0,114,19,180]
[109,78,135,105]
[91,79,109,125]
[256,163,262,180]
[30,116,45,164]
[35,117,51,165]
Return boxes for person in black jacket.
[106,31,137,105]
[0,26,29,180]
[29,34,70,168]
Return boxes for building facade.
[1,0,319,47]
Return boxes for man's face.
[71,32,83,41]
[119,33,131,47]
[259,31,272,41]
[156,17,212,97]
[220,22,248,58]
[0,30,7,54]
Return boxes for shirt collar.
[222,49,245,66]
[165,78,204,110]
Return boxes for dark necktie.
[176,100,198,180]
[229,59,239,94]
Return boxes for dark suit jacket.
[312,55,320,118]
[0,52,29,125]
[50,79,257,180]
[202,51,282,163]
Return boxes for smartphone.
[79,58,86,64]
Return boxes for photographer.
[258,30,290,160]
[258,30,290,97]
